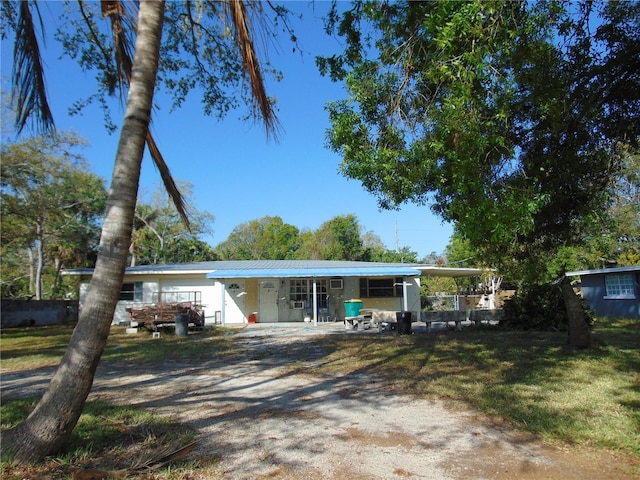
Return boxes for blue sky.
[1,1,453,258]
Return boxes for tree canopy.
[214,213,417,262]
[0,132,107,299]
[131,182,216,265]
[319,0,640,282]
[215,215,300,260]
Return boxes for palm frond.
[146,132,192,231]
[101,0,134,94]
[12,0,54,133]
[101,0,191,231]
[227,0,282,141]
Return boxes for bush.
[502,283,570,330]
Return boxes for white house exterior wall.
[343,277,360,302]
[78,282,89,317]
[106,274,216,325]
[211,275,422,325]
[78,273,422,326]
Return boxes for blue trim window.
[604,274,635,298]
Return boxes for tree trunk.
[34,225,44,300]
[27,247,35,298]
[561,276,593,349]
[2,1,165,463]
[129,243,137,267]
[51,257,62,298]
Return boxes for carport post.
[402,276,409,311]
[312,278,318,326]
[220,279,226,326]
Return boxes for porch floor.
[226,320,463,337]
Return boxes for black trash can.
[175,313,189,337]
[396,311,412,335]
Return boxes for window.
[604,274,635,298]
[289,279,308,302]
[288,279,328,307]
[359,277,403,298]
[119,282,143,301]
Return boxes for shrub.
[502,283,570,330]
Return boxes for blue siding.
[581,272,640,318]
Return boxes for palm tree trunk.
[2,0,166,463]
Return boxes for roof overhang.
[416,266,487,278]
[62,267,216,276]
[565,266,640,277]
[206,266,422,279]
[63,261,488,280]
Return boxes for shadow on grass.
[1,397,199,479]
[0,325,75,366]
[315,320,639,453]
[2,318,638,458]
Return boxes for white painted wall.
[78,274,422,326]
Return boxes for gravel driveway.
[1,324,635,479]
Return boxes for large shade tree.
[215,215,301,260]
[319,0,640,346]
[1,0,288,463]
[549,147,640,271]
[0,132,106,299]
[213,214,400,261]
[130,182,216,266]
[296,214,365,260]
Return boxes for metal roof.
[207,265,421,279]
[415,266,487,278]
[565,265,640,277]
[62,261,221,276]
[63,260,485,279]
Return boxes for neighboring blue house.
[565,266,640,318]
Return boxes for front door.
[226,281,246,323]
[259,280,279,323]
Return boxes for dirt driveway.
[2,324,637,479]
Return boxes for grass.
[0,325,237,479]
[1,317,638,477]
[1,397,221,480]
[0,324,239,371]
[314,318,640,454]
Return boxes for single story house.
[565,266,640,318]
[64,260,485,326]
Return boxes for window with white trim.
[289,279,328,307]
[119,282,143,301]
[604,274,635,298]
